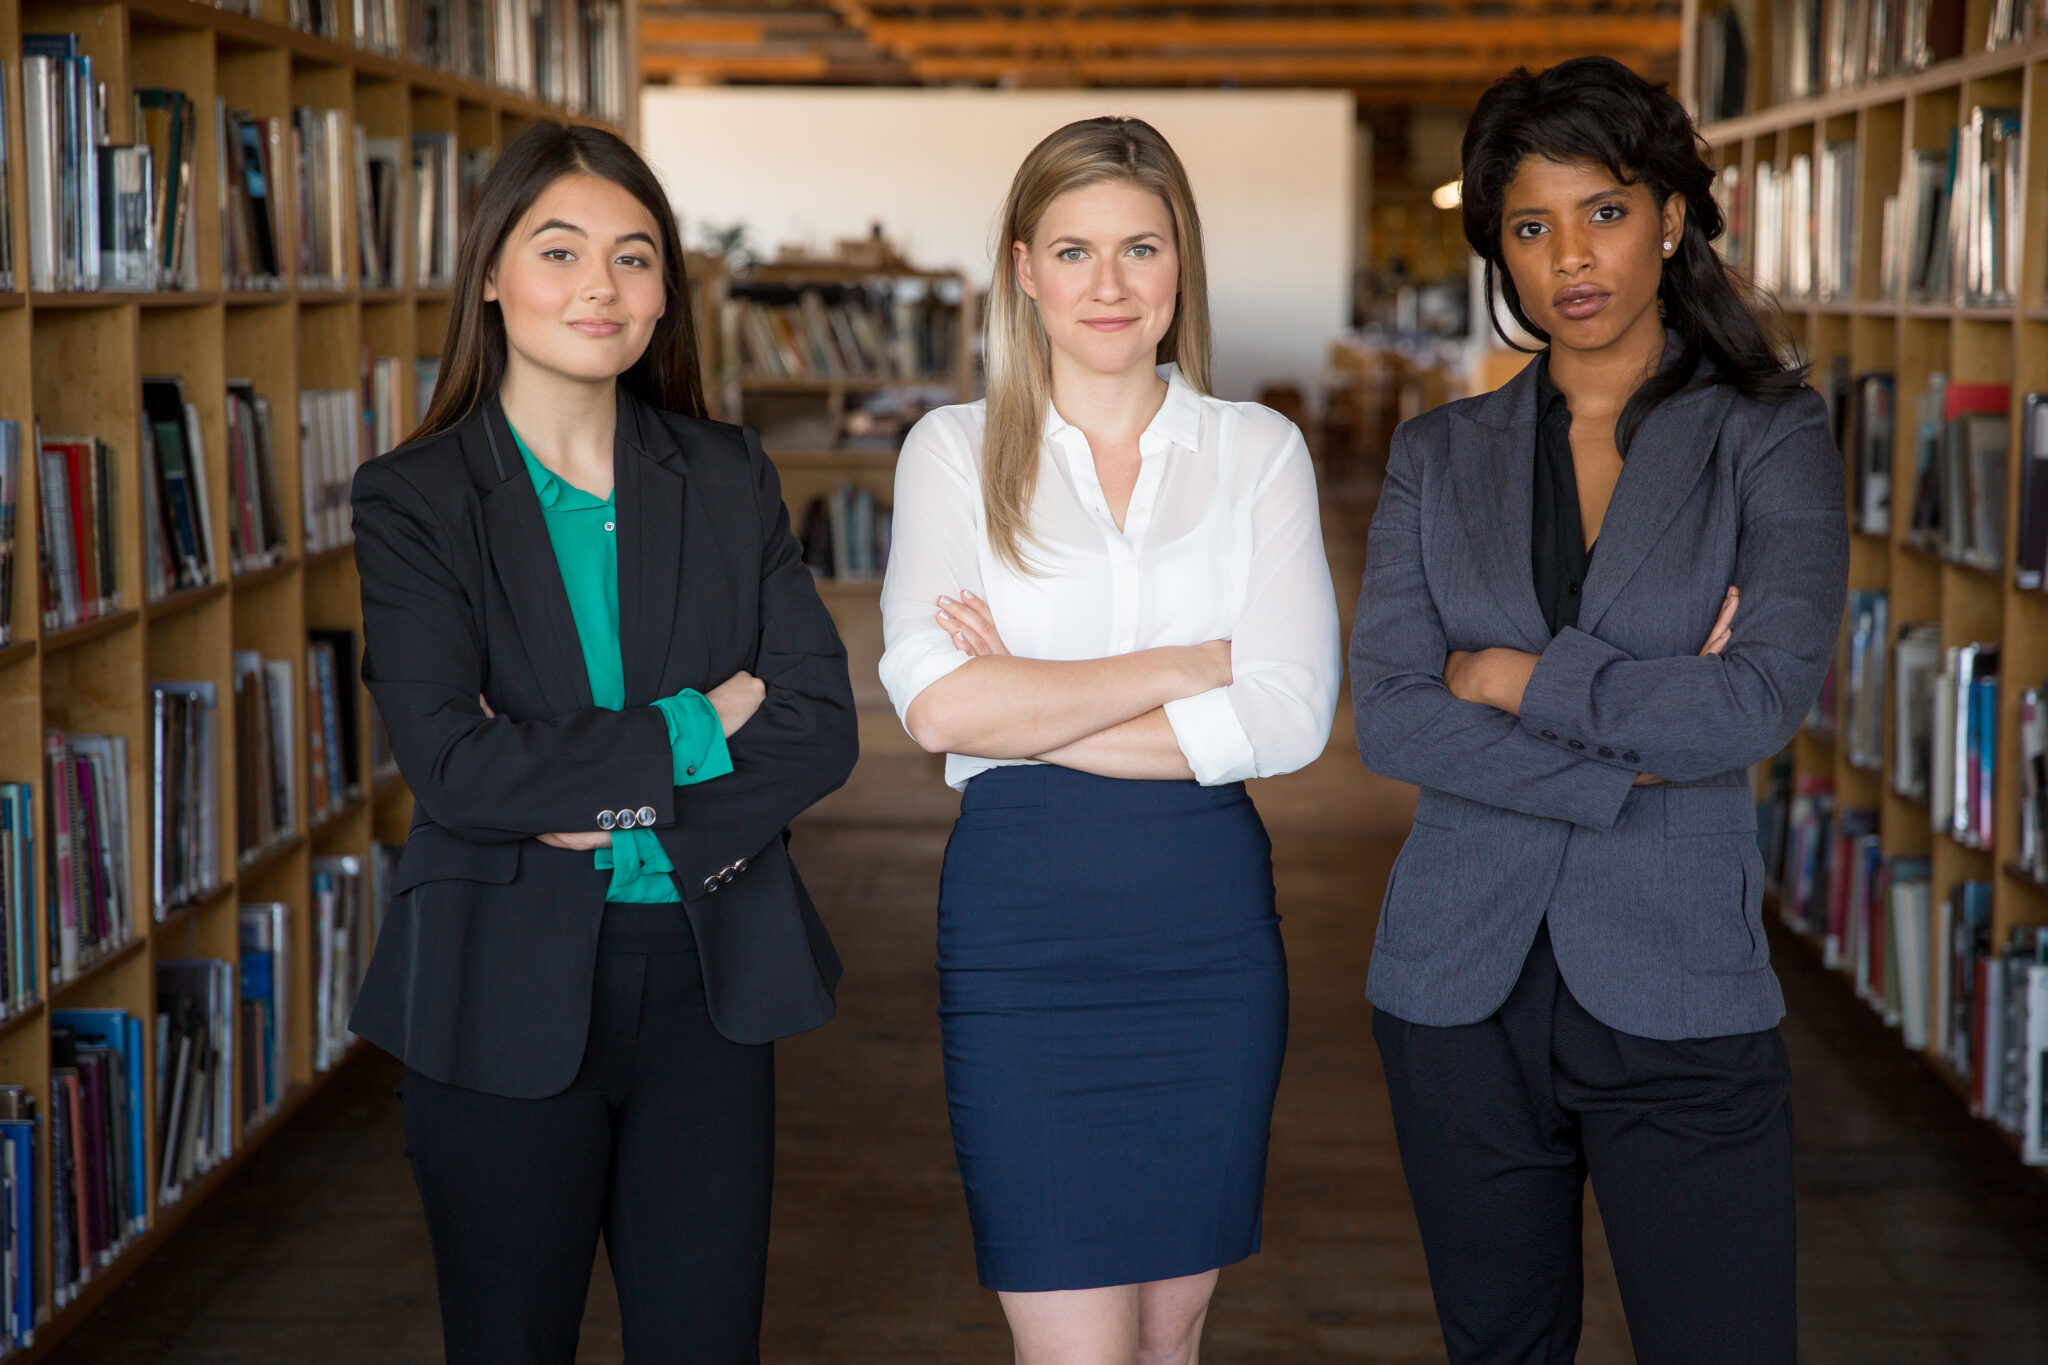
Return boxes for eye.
[1058,247,1088,263]
[542,246,575,262]
[616,253,651,269]
[1513,221,1546,240]
[1128,243,1158,258]
[1592,204,1626,223]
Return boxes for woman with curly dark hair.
[1350,56,1844,1364]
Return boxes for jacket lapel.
[1575,377,1736,636]
[1450,360,1553,653]
[469,399,594,714]
[614,390,690,705]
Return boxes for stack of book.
[291,0,401,53]
[141,375,219,602]
[1934,643,1998,848]
[363,350,406,462]
[226,380,289,574]
[1844,590,1887,772]
[41,730,133,987]
[2019,680,2047,887]
[1989,0,2040,47]
[233,652,297,865]
[238,903,290,1131]
[1815,139,1855,300]
[312,855,366,1071]
[1892,620,1944,804]
[217,105,288,290]
[2018,393,2048,592]
[1772,769,1834,924]
[0,1086,36,1352]
[19,33,107,292]
[799,485,891,582]
[356,128,406,290]
[154,959,234,1207]
[1973,928,2048,1164]
[1940,879,1997,1083]
[1694,6,1749,121]
[0,422,19,646]
[727,283,963,383]
[1843,373,1894,538]
[47,1009,146,1304]
[1907,376,2007,571]
[1890,146,1955,300]
[307,629,363,822]
[294,105,351,290]
[404,0,624,120]
[1955,105,2023,305]
[150,681,222,917]
[412,130,460,289]
[300,387,363,554]
[132,87,200,291]
[37,434,123,632]
[0,785,35,1023]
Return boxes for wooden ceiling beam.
[866,14,1680,56]
[645,52,835,80]
[909,50,1667,84]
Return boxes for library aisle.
[37,490,2048,1364]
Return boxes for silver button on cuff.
[596,810,618,831]
[702,875,721,893]
[635,805,657,826]
[734,856,750,873]
[720,867,736,883]
[616,809,637,829]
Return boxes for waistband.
[599,901,697,954]
[961,763,1250,817]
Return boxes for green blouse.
[512,425,732,902]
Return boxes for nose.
[581,256,620,302]
[1553,221,1594,277]
[1091,253,1127,302]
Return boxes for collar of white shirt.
[1041,362,1205,459]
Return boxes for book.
[0,66,12,291]
[150,682,222,917]
[238,903,290,1129]
[233,651,298,863]
[1844,590,1888,772]
[309,629,364,801]
[725,278,964,383]
[412,130,459,288]
[21,35,105,293]
[42,730,133,987]
[154,960,235,1206]
[356,129,406,289]
[219,105,287,289]
[0,785,37,1021]
[225,380,289,573]
[142,375,219,598]
[37,436,122,631]
[1845,373,1894,538]
[133,87,199,291]
[95,143,155,290]
[1903,145,1953,301]
[1954,105,2022,306]
[1815,138,1855,301]
[0,421,18,646]
[0,1088,38,1350]
[2018,393,2048,592]
[1695,6,1749,122]
[2019,683,2047,886]
[311,856,367,1070]
[294,105,351,289]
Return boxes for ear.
[1660,193,1688,258]
[1012,240,1038,302]
[483,266,499,304]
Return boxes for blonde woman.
[878,117,1341,1364]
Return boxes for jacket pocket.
[1664,784,1758,838]
[390,824,522,895]
[1372,824,1459,962]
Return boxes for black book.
[2020,393,2048,591]
[308,629,363,793]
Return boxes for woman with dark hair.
[348,121,857,1363]
[1350,56,1845,1363]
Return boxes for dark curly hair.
[1460,56,1805,453]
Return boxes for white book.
[1932,660,1956,833]
[182,401,218,584]
[1933,891,1955,1059]
[2023,964,2048,1165]
[1896,881,1932,1051]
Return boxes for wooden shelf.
[0,0,636,1352]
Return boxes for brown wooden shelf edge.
[0,1001,47,1047]
[46,934,150,1004]
[40,609,141,656]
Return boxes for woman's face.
[485,172,667,386]
[1014,180,1180,382]
[1497,155,1684,364]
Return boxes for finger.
[939,596,995,639]
[478,694,495,718]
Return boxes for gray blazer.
[1350,352,1847,1041]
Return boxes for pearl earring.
[1663,240,1673,252]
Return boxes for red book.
[60,441,96,615]
[1944,381,2010,423]
[65,1074,91,1278]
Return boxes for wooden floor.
[46,489,2048,1364]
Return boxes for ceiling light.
[1432,179,1462,210]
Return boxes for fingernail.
[939,596,954,606]
[955,632,967,645]
[938,609,951,620]
[963,590,978,601]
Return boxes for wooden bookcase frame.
[0,0,635,1353]
[1684,2,2048,1171]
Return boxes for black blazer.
[346,389,857,1098]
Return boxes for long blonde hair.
[983,117,1213,574]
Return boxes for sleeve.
[877,413,982,735]
[653,689,733,784]
[1349,416,1640,830]
[645,428,860,898]
[1515,390,1849,783]
[1163,424,1341,784]
[351,458,674,843]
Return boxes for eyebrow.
[528,218,659,250]
[1047,231,1166,248]
[1506,188,1630,221]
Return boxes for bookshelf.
[717,259,979,756]
[1683,1,2048,1171]
[0,0,633,1353]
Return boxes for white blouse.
[879,363,1343,791]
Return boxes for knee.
[1135,1324,1201,1365]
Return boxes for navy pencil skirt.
[938,764,1288,1292]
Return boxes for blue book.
[48,1009,146,1231]
[0,1118,34,1347]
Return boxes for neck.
[1547,319,1668,416]
[1046,349,1170,444]
[498,350,620,480]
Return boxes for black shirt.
[1532,356,1599,636]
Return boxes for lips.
[569,317,625,336]
[1551,286,1610,321]
[1082,317,1138,331]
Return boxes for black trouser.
[399,903,776,1365]
[1373,922,1796,1365]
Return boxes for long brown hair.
[409,121,705,443]
[983,117,1212,574]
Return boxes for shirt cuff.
[882,638,973,739]
[594,826,675,890]
[653,690,734,785]
[1163,687,1259,786]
